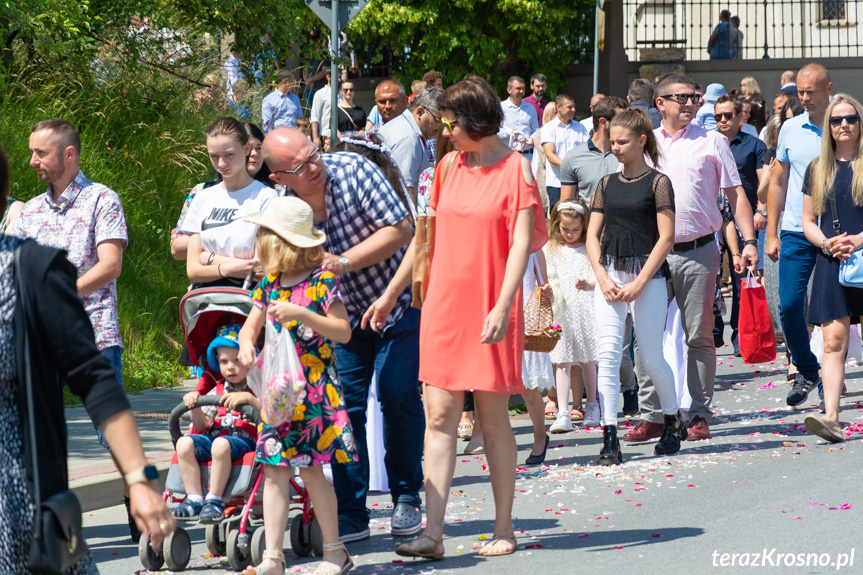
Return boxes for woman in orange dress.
[395,75,547,559]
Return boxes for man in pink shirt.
[623,74,759,443]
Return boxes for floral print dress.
[251,268,358,467]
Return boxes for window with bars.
[822,0,847,19]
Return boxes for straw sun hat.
[244,196,326,248]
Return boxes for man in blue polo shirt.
[715,94,767,355]
[766,63,833,407]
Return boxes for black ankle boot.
[655,411,688,455]
[597,425,622,466]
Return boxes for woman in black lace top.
[585,108,686,465]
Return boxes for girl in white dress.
[521,252,555,464]
[544,200,599,433]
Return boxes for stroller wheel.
[164,528,192,571]
[139,536,165,571]
[205,523,227,556]
[289,515,313,557]
[310,516,324,557]
[227,528,254,570]
[251,526,267,565]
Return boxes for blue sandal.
[172,497,203,521]
[199,499,226,524]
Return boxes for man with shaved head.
[767,63,833,408]
[262,127,424,542]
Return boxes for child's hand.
[268,301,308,324]
[540,284,553,302]
[220,392,253,411]
[575,278,593,291]
[183,391,200,409]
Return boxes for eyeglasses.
[272,148,321,177]
[714,112,735,121]
[441,118,458,132]
[659,93,702,105]
[829,114,860,127]
[428,110,442,124]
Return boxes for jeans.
[95,346,124,449]
[778,230,820,380]
[714,244,742,347]
[636,242,719,422]
[596,272,676,427]
[547,187,561,210]
[332,308,425,529]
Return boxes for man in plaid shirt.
[263,127,423,541]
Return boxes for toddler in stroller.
[172,324,262,523]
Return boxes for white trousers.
[594,269,678,426]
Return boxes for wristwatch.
[338,255,350,274]
[743,239,758,248]
[821,238,831,255]
[757,209,768,217]
[125,464,159,487]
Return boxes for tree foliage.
[348,0,595,92]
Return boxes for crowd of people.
[0,55,861,573]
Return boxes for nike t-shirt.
[180,180,278,259]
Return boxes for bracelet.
[218,264,223,278]
[743,239,758,247]
[821,238,831,256]
[732,253,742,258]
[207,252,215,265]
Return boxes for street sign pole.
[305,0,367,148]
[330,0,339,147]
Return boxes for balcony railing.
[623,0,862,61]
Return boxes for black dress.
[805,160,863,325]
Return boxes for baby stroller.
[139,286,324,571]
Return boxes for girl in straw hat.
[239,196,357,575]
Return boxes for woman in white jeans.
[586,108,687,465]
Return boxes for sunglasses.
[341,87,355,92]
[714,112,735,121]
[272,148,320,177]
[660,93,702,105]
[441,118,458,132]
[829,114,860,127]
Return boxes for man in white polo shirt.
[498,75,538,157]
[541,94,589,208]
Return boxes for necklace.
[619,169,652,181]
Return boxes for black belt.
[671,233,714,253]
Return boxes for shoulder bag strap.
[827,185,841,236]
[14,244,42,535]
[338,105,360,130]
[438,151,458,191]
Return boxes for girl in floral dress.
[239,196,356,575]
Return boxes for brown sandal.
[479,532,517,556]
[395,533,444,560]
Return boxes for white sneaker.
[549,413,574,433]
[583,402,601,427]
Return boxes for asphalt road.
[87,342,863,575]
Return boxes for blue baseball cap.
[206,324,242,373]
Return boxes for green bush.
[2,67,225,397]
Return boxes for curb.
[72,456,173,513]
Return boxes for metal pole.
[593,0,599,96]
[330,0,340,147]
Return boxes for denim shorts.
[189,434,256,463]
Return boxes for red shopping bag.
[738,273,777,364]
